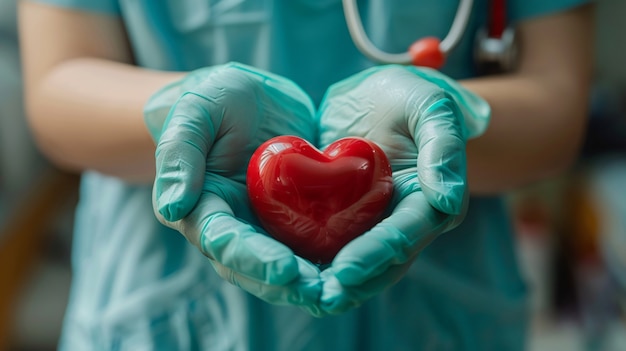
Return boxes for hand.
[144,62,324,316]
[317,65,490,314]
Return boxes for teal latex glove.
[144,62,324,316]
[317,65,491,314]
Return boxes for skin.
[463,7,594,194]
[18,1,593,193]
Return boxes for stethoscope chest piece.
[474,26,518,74]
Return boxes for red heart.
[247,136,393,264]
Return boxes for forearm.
[25,58,183,183]
[461,4,593,195]
[462,72,590,195]
[19,2,185,183]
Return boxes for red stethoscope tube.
[488,0,507,38]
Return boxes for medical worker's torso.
[42,0,583,349]
[122,0,482,103]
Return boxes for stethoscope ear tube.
[342,0,473,69]
[342,0,413,65]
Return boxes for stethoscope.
[343,0,517,73]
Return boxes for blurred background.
[1,0,626,350]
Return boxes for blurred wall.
[0,0,44,209]
[595,0,626,87]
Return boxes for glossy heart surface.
[247,136,393,264]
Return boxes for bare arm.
[463,5,594,195]
[19,1,184,183]
[19,2,593,189]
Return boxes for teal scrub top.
[32,0,588,350]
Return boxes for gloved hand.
[144,62,324,316]
[317,65,490,314]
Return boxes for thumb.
[153,92,217,221]
[412,94,467,216]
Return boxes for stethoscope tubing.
[342,0,474,65]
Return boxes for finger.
[331,178,453,286]
[154,92,217,221]
[153,173,300,285]
[411,94,468,216]
[181,189,300,285]
[211,257,322,314]
[320,261,413,315]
